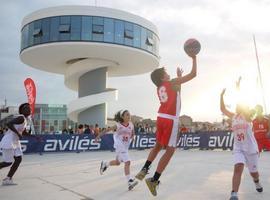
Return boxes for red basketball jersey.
[157,81,181,117]
[252,118,269,140]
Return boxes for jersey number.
[237,133,245,141]
[158,86,168,103]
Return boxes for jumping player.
[98,110,138,190]
[0,103,31,185]
[135,54,197,196]
[220,82,263,200]
[252,104,270,152]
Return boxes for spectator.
[62,128,68,134]
[89,125,95,135]
[77,124,84,134]
[94,123,100,137]
[180,125,189,133]
[84,124,91,134]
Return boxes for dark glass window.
[33,28,42,37]
[124,30,133,39]
[59,16,70,40]
[33,20,42,44]
[115,20,124,44]
[60,16,70,24]
[92,25,104,34]
[133,24,141,48]
[146,37,154,46]
[92,17,104,41]
[93,16,103,25]
[59,25,70,33]
[152,34,158,55]
[141,28,147,50]
[70,16,81,40]
[125,22,133,31]
[81,16,92,40]
[21,25,29,49]
[41,18,50,43]
[146,31,154,52]
[50,17,60,41]
[104,18,114,42]
[21,15,158,56]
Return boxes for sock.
[254,179,259,183]
[153,172,161,181]
[126,174,131,181]
[143,160,152,170]
[231,191,237,197]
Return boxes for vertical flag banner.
[24,78,36,117]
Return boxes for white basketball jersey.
[0,115,27,149]
[113,122,134,152]
[232,115,258,154]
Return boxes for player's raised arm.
[220,88,234,119]
[171,55,197,85]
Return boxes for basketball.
[184,38,201,56]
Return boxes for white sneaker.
[255,181,263,193]
[229,192,238,200]
[100,161,108,175]
[128,179,138,190]
[2,177,16,186]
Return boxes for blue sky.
[0,0,269,122]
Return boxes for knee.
[234,164,244,175]
[166,146,176,154]
[125,161,130,166]
[155,143,162,151]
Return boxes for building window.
[50,17,60,41]
[92,17,104,41]
[146,37,154,46]
[114,20,124,44]
[59,25,70,33]
[81,16,92,40]
[124,30,133,39]
[70,16,81,40]
[133,24,141,48]
[33,28,42,37]
[41,18,50,43]
[92,25,104,34]
[21,15,158,57]
[104,18,114,42]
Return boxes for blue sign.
[0,131,234,154]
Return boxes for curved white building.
[20,6,160,127]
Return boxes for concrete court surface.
[0,149,269,200]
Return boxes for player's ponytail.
[114,110,128,123]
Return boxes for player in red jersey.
[252,104,270,152]
[135,54,197,196]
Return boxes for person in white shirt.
[220,78,263,200]
[0,103,31,185]
[97,110,138,190]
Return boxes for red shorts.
[256,138,270,152]
[156,117,179,147]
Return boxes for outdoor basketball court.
[0,150,269,200]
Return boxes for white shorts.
[233,151,259,173]
[1,148,23,163]
[116,151,130,163]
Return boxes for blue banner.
[0,131,234,154]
